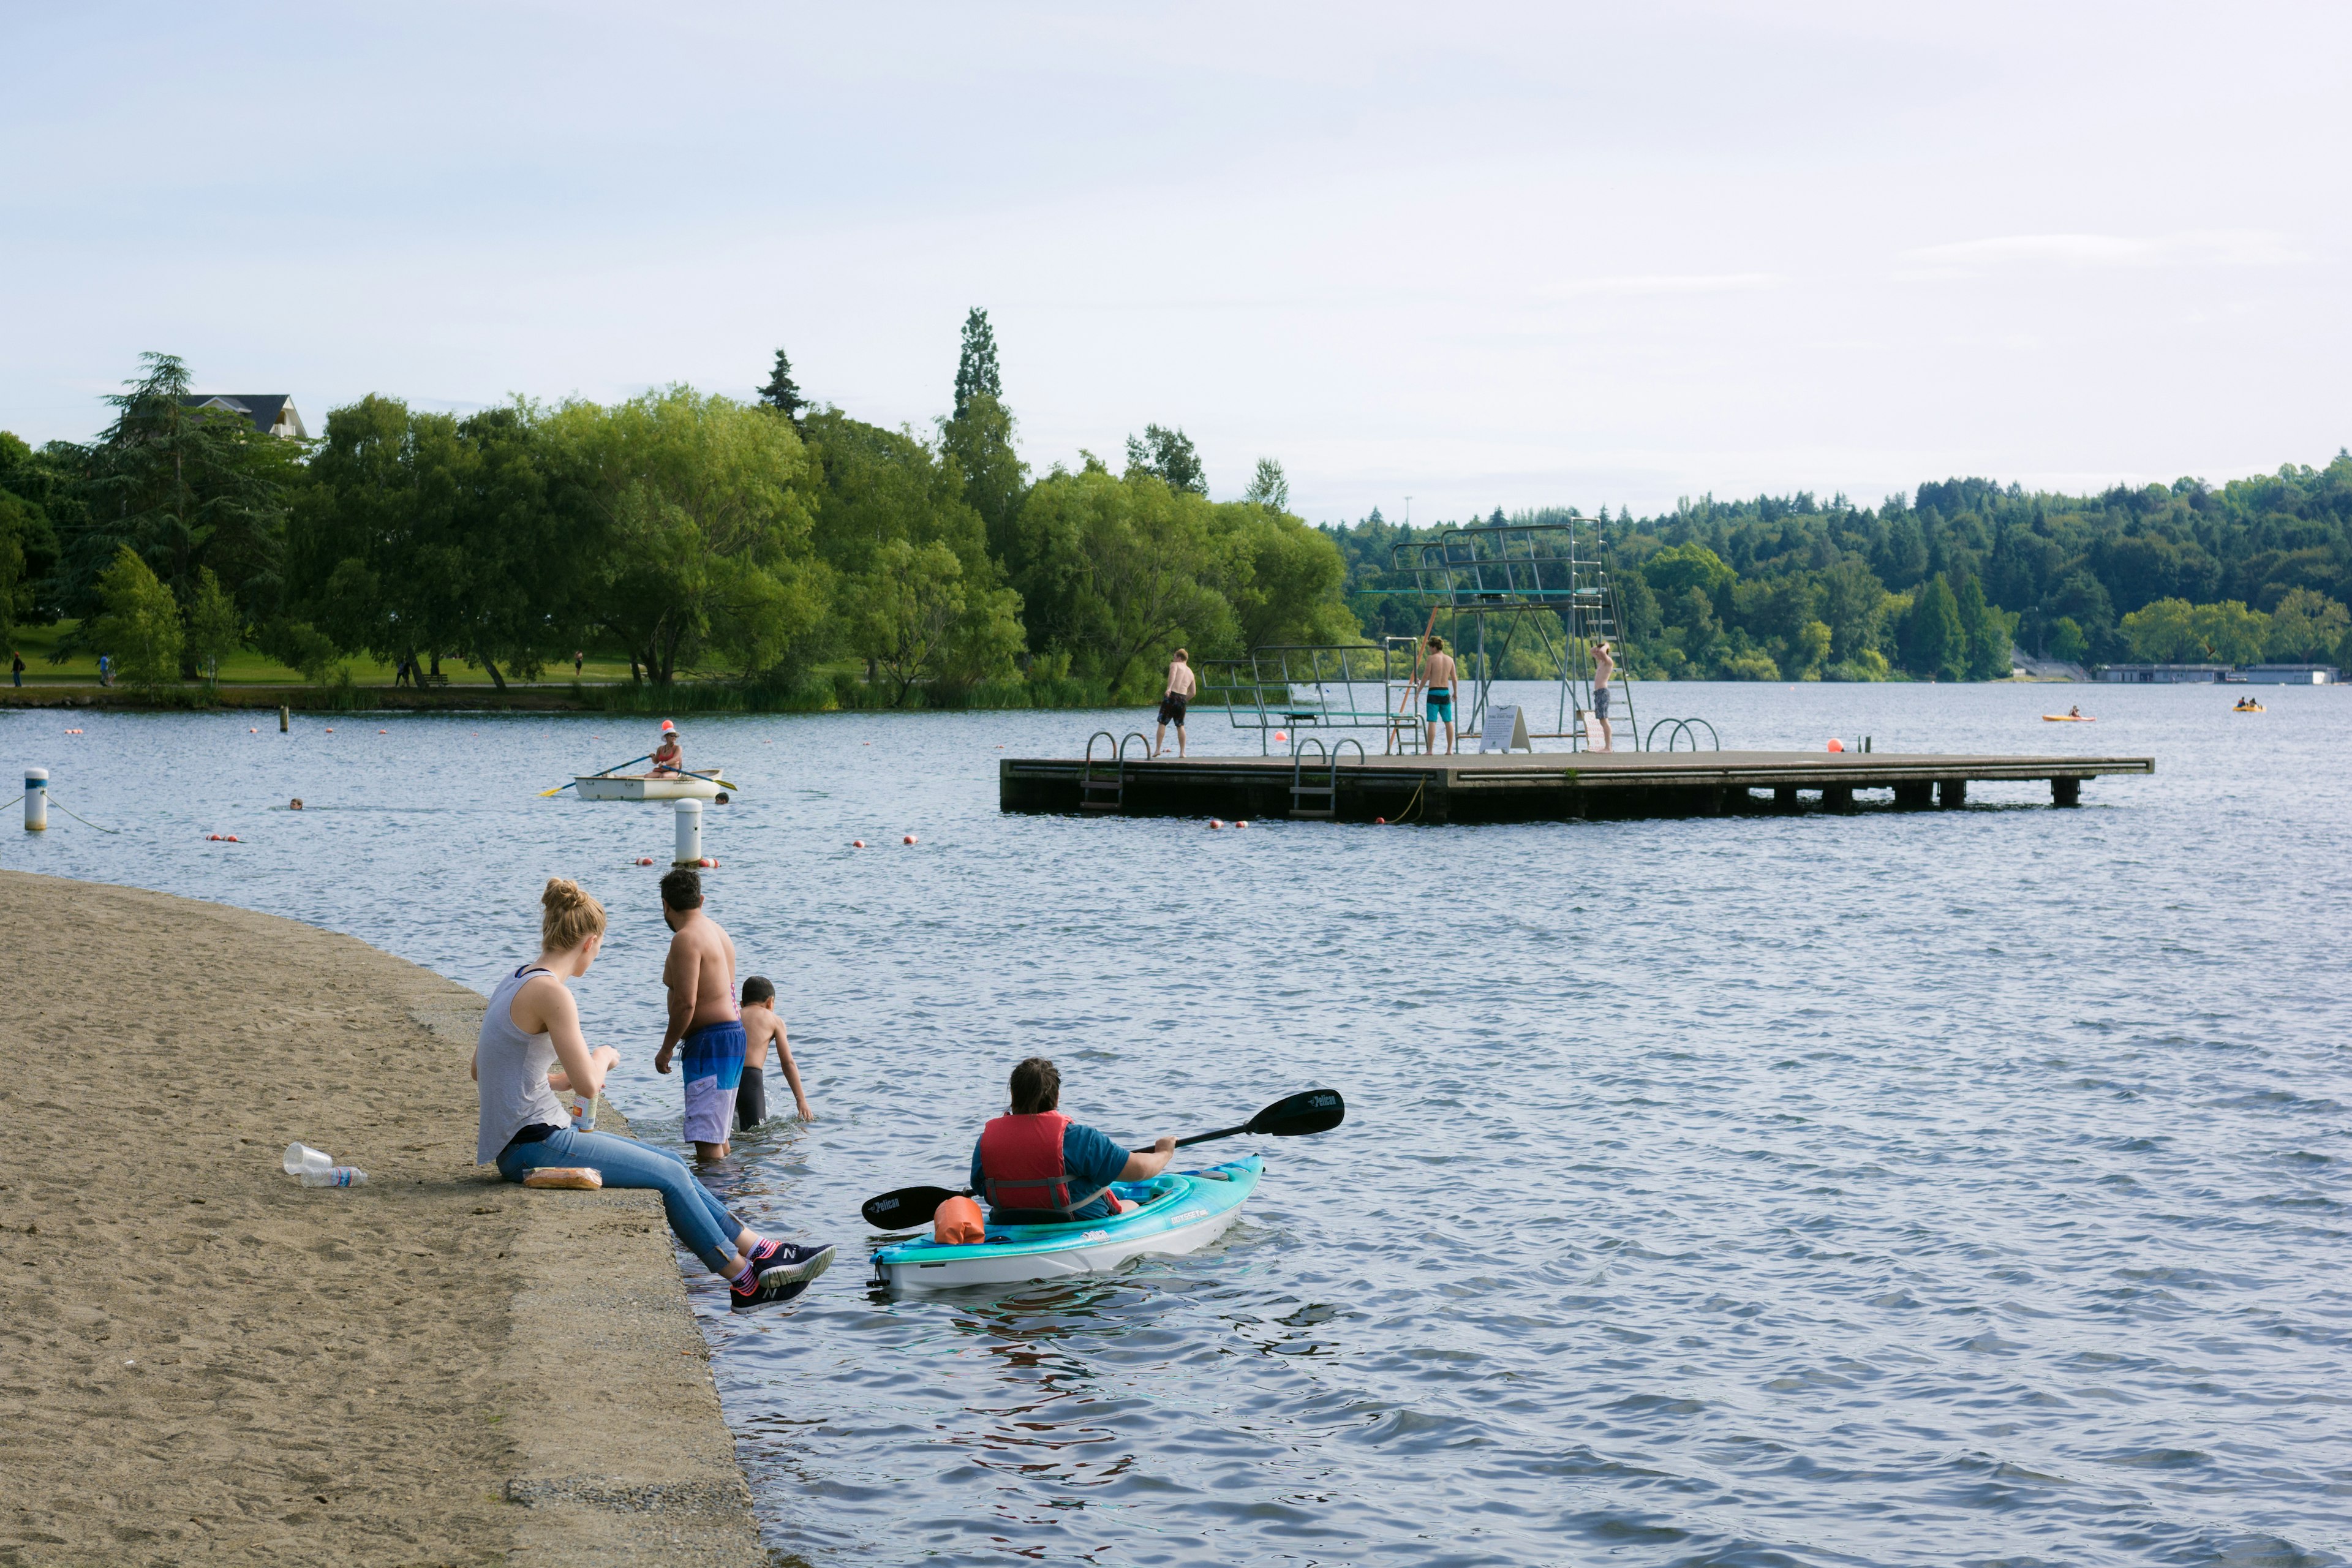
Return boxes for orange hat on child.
[933,1195,984,1245]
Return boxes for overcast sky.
[4,2,2346,522]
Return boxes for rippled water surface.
[9,682,2350,1566]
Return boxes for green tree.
[89,545,184,691]
[550,387,820,685]
[2118,597,2200,661]
[2266,587,2349,661]
[59,353,298,668]
[846,537,1023,704]
[1222,503,1357,650]
[2188,600,2269,665]
[1814,557,1891,662]
[1643,543,1735,612]
[0,432,63,648]
[1123,425,1207,495]
[938,394,1029,567]
[185,566,242,684]
[1902,573,1966,680]
[1243,458,1291,510]
[2048,617,2088,663]
[1954,574,2018,680]
[1006,469,1235,696]
[756,349,805,420]
[952,308,1001,418]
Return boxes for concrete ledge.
[0,873,764,1567]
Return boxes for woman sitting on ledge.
[473,877,831,1310]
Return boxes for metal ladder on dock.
[1080,730,1150,812]
[1290,737,1364,819]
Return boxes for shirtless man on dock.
[1589,639,1616,752]
[1412,635,1459,755]
[1153,649,1197,758]
[652,867,744,1159]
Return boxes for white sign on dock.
[1479,705,1531,753]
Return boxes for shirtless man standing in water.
[652,867,744,1159]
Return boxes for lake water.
[8,682,2348,1567]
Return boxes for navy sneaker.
[747,1238,835,1287]
[731,1270,812,1311]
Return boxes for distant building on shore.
[2097,662,2337,685]
[181,394,307,439]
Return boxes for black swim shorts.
[1593,687,1611,717]
[1158,694,1189,726]
[736,1061,766,1131]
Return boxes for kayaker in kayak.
[971,1057,1177,1224]
[650,720,684,776]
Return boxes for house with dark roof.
[181,394,308,439]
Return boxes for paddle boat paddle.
[674,766,741,791]
[858,1087,1346,1231]
[538,753,652,797]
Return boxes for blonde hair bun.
[540,877,608,951]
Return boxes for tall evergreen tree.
[756,349,805,419]
[1904,573,1967,680]
[952,308,1001,418]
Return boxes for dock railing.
[1200,644,1427,756]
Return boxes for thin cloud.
[1542,272,1780,298]
[1900,230,2308,278]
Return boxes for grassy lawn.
[7,621,646,687]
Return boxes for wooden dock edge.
[1000,754,2155,823]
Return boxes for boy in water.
[736,975,815,1130]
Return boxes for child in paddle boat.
[970,1056,1177,1225]
[736,974,813,1129]
[649,720,684,776]
[474,878,832,1310]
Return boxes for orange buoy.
[699,857,716,868]
[1209,819,1224,829]
[1235,820,1249,829]
[1375,816,1387,824]
[1273,730,1287,742]
[903,833,917,845]
[248,728,257,733]
[636,856,654,865]
[1826,738,1844,752]
[377,728,387,734]
[853,839,866,848]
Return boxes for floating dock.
[1000,749,2155,823]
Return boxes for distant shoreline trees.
[1324,466,2352,680]
[6,344,2349,693]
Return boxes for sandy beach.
[0,871,766,1567]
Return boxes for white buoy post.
[673,798,702,865]
[24,768,47,832]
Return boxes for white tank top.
[475,964,565,1164]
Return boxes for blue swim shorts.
[1427,690,1453,721]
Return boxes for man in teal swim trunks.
[1414,633,1458,755]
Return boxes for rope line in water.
[44,794,123,834]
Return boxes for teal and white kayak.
[871,1155,1262,1291]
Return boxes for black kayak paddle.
[858,1087,1346,1231]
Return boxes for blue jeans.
[497,1126,745,1272]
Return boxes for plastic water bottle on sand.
[283,1143,367,1187]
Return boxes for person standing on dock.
[651,868,745,1160]
[1589,639,1616,752]
[1153,649,1196,758]
[650,720,684,776]
[1412,635,1458,755]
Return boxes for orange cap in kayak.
[934,1195,984,1245]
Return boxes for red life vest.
[978,1111,1109,1215]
